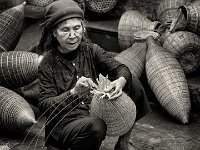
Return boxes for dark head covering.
[45,0,84,29]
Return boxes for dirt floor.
[0,19,200,150]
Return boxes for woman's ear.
[52,29,57,37]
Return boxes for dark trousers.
[47,117,107,150]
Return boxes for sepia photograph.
[0,0,199,149]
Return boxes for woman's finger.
[109,89,122,100]
[77,81,88,88]
[85,78,98,89]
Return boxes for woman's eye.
[74,26,81,31]
[61,28,69,32]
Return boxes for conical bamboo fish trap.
[157,0,189,25]
[114,42,147,79]
[118,10,160,50]
[0,2,25,52]
[0,86,37,131]
[178,1,200,36]
[163,31,200,74]
[26,0,54,7]
[85,0,117,13]
[90,74,136,136]
[0,51,42,89]
[146,36,191,124]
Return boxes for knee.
[88,117,107,140]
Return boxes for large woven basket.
[118,10,160,50]
[157,0,189,25]
[179,1,200,36]
[90,74,136,136]
[0,86,37,131]
[85,0,117,13]
[0,3,25,52]
[0,51,42,89]
[26,0,54,7]
[146,36,191,124]
[163,31,200,74]
[115,42,147,79]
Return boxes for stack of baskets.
[116,0,200,124]
[0,3,43,132]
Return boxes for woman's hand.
[70,76,98,94]
[104,77,126,100]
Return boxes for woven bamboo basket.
[73,0,85,13]
[146,36,191,124]
[0,86,37,131]
[114,42,147,79]
[179,1,200,36]
[118,10,160,50]
[0,51,42,89]
[157,0,189,25]
[0,2,25,52]
[26,0,54,7]
[85,0,117,13]
[90,74,136,136]
[163,31,200,74]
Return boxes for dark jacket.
[38,42,132,126]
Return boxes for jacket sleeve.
[38,59,81,117]
[92,43,132,93]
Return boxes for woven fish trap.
[0,86,37,131]
[114,42,147,79]
[0,3,25,52]
[146,36,191,124]
[73,0,86,13]
[90,74,136,136]
[179,1,200,36]
[163,31,200,74]
[26,0,54,7]
[157,0,189,25]
[85,0,117,13]
[0,51,42,89]
[118,10,160,50]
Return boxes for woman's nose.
[69,30,76,38]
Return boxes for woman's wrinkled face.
[53,18,84,54]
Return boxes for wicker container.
[115,42,147,79]
[0,86,37,131]
[0,2,25,52]
[157,0,189,25]
[118,10,160,50]
[73,0,85,13]
[179,1,200,35]
[26,0,54,7]
[90,74,136,136]
[146,36,191,124]
[163,31,200,74]
[0,51,41,89]
[85,0,117,13]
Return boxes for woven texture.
[146,36,191,124]
[0,86,36,131]
[118,10,160,50]
[180,1,200,36]
[85,0,117,13]
[0,51,40,89]
[90,74,136,136]
[0,3,24,52]
[163,31,200,74]
[157,0,189,25]
[73,0,86,13]
[115,42,147,79]
[26,0,54,7]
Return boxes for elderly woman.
[38,0,150,150]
